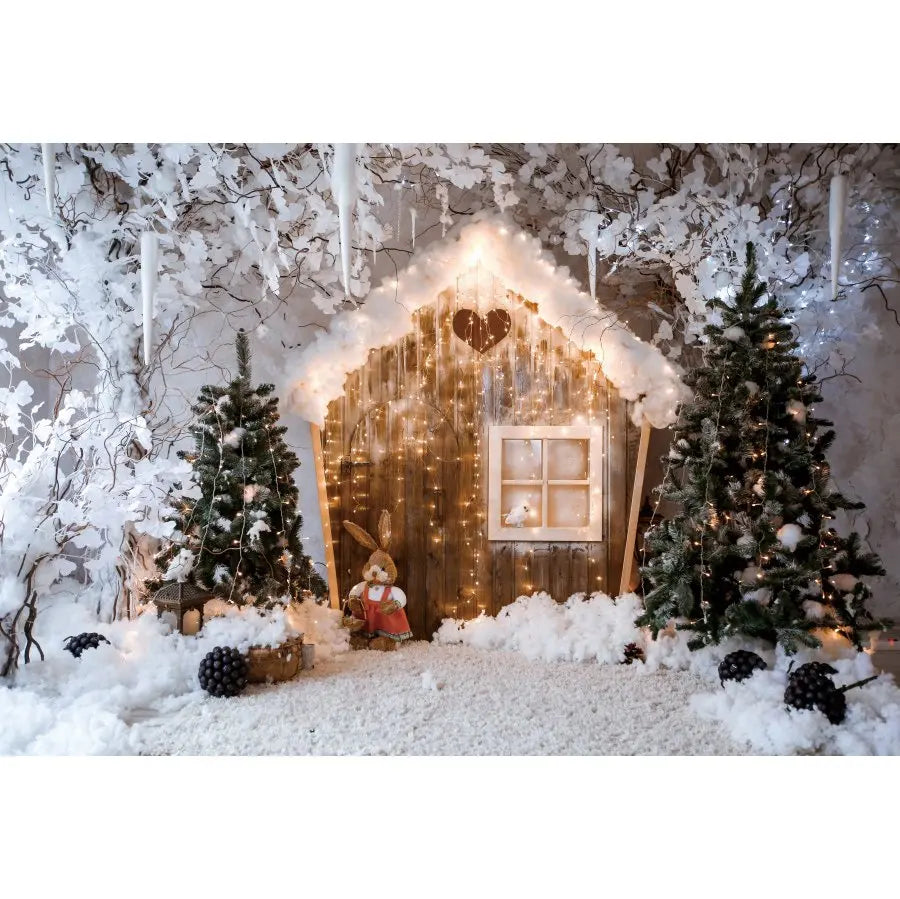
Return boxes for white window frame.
[487,425,604,542]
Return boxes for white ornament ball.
[802,600,826,620]
[740,565,761,585]
[830,573,859,593]
[787,399,807,422]
[776,523,803,551]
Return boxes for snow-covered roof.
[288,217,687,427]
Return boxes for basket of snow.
[246,633,304,683]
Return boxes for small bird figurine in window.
[504,503,531,527]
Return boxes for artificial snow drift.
[434,591,644,664]
[0,594,348,755]
[435,591,900,756]
[4,589,900,756]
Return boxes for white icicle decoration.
[41,143,55,217]
[141,231,159,366]
[331,143,358,296]
[829,172,848,300]
[587,228,598,302]
[410,207,417,249]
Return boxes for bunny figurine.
[342,510,412,650]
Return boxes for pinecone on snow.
[784,668,847,724]
[789,661,838,681]
[621,643,645,664]
[718,650,767,685]
[198,646,249,698]
[63,632,110,658]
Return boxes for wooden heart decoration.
[452,308,511,354]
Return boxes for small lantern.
[150,582,214,635]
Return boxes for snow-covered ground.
[3,591,898,755]
[135,642,742,755]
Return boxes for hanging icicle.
[409,207,417,249]
[371,231,377,266]
[587,227,598,302]
[330,143,358,296]
[829,172,849,300]
[396,179,404,245]
[141,231,159,366]
[41,143,56,218]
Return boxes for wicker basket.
[246,634,304,683]
[342,615,366,633]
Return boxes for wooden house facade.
[319,272,644,638]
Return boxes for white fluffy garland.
[288,217,688,428]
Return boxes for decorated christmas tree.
[639,245,886,652]
[161,330,326,605]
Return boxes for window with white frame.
[487,425,604,541]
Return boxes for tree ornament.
[410,207,417,249]
[330,143,359,296]
[829,172,849,300]
[63,632,110,658]
[140,231,159,366]
[198,646,249,697]
[718,649,767,685]
[40,143,56,217]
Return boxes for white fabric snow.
[434,591,644,664]
[136,643,740,756]
[0,595,348,755]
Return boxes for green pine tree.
[160,330,327,605]
[639,245,886,653]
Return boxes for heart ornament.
[452,308,512,354]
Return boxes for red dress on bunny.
[353,584,412,641]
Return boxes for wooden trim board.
[619,420,652,596]
[309,423,340,609]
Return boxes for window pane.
[500,485,542,528]
[501,438,542,481]
[547,439,589,480]
[547,485,590,528]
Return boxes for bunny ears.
[343,509,392,551]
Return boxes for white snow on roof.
[288,217,687,427]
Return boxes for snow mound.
[1,596,348,755]
[434,591,644,664]
[690,651,900,755]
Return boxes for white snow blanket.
[0,595,348,755]
[437,591,900,755]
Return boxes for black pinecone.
[718,650,767,685]
[63,632,111,658]
[622,643,645,665]
[784,669,846,724]
[198,646,249,698]
[789,661,838,681]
